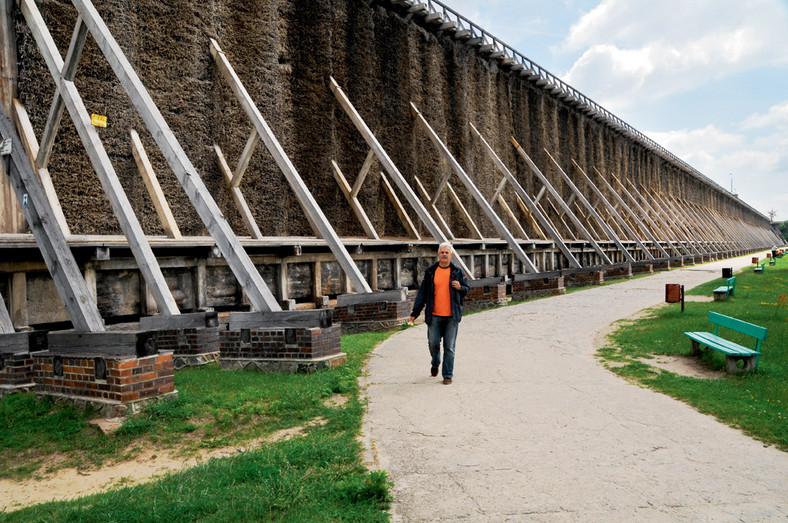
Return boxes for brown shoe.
[431,366,439,377]
[442,378,452,385]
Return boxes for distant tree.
[780,220,788,243]
[768,209,777,221]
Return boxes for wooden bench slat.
[684,332,758,357]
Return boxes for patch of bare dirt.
[0,410,336,513]
[638,354,723,380]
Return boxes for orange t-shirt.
[432,265,452,317]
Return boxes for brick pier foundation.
[512,271,565,301]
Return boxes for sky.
[443,0,788,221]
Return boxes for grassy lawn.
[599,259,788,451]
[0,331,395,521]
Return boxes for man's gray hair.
[438,241,453,252]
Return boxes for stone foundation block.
[603,264,633,281]
[333,289,410,333]
[512,271,565,301]
[464,277,508,311]
[562,268,604,288]
[33,351,176,417]
[220,324,343,372]
[141,312,221,368]
[0,330,48,394]
[652,259,671,271]
[630,262,654,275]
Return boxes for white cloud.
[647,120,788,217]
[742,101,788,131]
[561,0,788,109]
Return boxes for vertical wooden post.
[10,272,27,328]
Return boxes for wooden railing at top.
[385,0,768,221]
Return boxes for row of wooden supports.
[0,0,781,340]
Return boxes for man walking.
[409,242,470,384]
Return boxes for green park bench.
[684,311,767,373]
[753,262,765,273]
[712,277,735,301]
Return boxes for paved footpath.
[361,252,788,522]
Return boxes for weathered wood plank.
[511,143,611,265]
[21,0,181,316]
[411,105,539,273]
[447,182,483,239]
[545,150,634,263]
[211,40,372,294]
[228,309,333,330]
[571,159,652,259]
[12,99,71,237]
[380,171,421,240]
[415,176,455,240]
[514,194,546,239]
[58,0,279,312]
[351,149,375,199]
[495,194,528,239]
[37,17,87,171]
[130,129,182,239]
[214,143,263,239]
[469,124,579,267]
[232,129,259,188]
[0,104,104,332]
[616,175,686,256]
[331,160,379,239]
[329,78,445,241]
[0,288,13,334]
[590,167,669,258]
[336,288,407,306]
[140,310,218,330]
[48,330,157,356]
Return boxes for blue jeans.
[427,316,458,379]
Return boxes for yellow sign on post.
[91,114,107,128]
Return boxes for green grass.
[0,331,394,521]
[599,261,788,451]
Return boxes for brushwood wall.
[9,0,770,239]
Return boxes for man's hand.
[451,280,461,290]
[408,316,416,324]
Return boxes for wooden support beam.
[545,150,635,263]
[431,169,453,205]
[46,0,279,312]
[232,129,259,188]
[620,177,689,257]
[650,189,707,255]
[380,172,420,240]
[0,287,13,333]
[496,194,528,239]
[511,137,610,264]
[329,77,473,277]
[415,176,455,240]
[572,160,652,259]
[329,79,444,241]
[0,104,105,332]
[210,39,371,294]
[514,194,546,239]
[447,182,483,239]
[12,99,71,237]
[20,0,181,316]
[214,143,264,239]
[130,129,181,239]
[469,124,579,267]
[591,167,668,258]
[330,159,379,239]
[36,16,87,171]
[351,149,375,199]
[411,105,538,273]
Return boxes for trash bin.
[752,257,759,264]
[722,267,733,278]
[665,284,681,303]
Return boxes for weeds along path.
[361,252,788,522]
